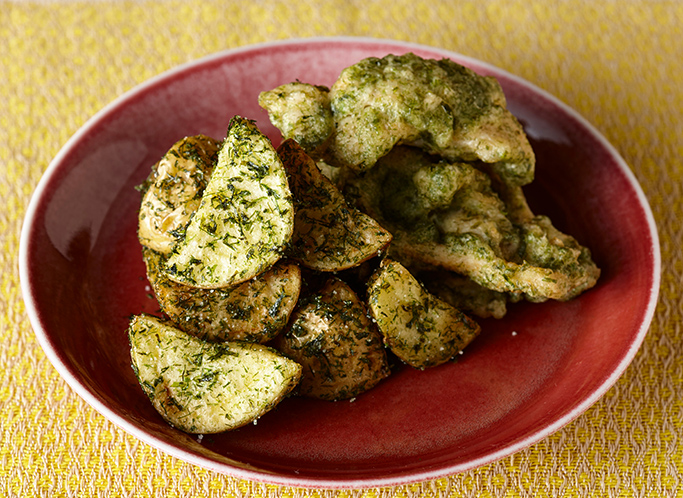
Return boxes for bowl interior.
[20,38,659,488]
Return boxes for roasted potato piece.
[278,139,392,272]
[128,314,302,434]
[367,259,480,370]
[165,116,294,288]
[258,82,334,154]
[327,53,535,187]
[143,247,301,343]
[274,278,390,401]
[138,135,219,254]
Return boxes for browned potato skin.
[277,139,392,272]
[367,258,481,370]
[274,277,390,401]
[138,135,219,254]
[143,247,301,344]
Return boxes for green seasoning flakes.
[128,314,301,434]
[143,247,301,344]
[165,117,294,289]
[258,82,334,154]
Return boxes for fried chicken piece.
[259,54,534,188]
[346,146,600,303]
[258,82,334,154]
[328,53,535,187]
[347,146,521,260]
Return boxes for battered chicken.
[347,146,600,302]
[329,53,535,189]
[258,82,334,154]
[260,53,535,188]
[259,53,600,307]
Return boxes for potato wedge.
[367,259,480,369]
[143,247,301,343]
[128,314,302,434]
[274,277,390,401]
[278,139,392,272]
[138,135,219,254]
[165,116,294,288]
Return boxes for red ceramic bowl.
[19,38,660,488]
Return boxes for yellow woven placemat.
[1,1,680,496]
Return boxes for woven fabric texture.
[2,1,681,497]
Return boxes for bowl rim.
[18,36,662,489]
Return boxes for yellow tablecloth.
[2,1,680,496]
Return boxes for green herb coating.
[274,277,390,400]
[128,313,302,434]
[165,116,294,289]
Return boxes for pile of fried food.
[128,53,600,434]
